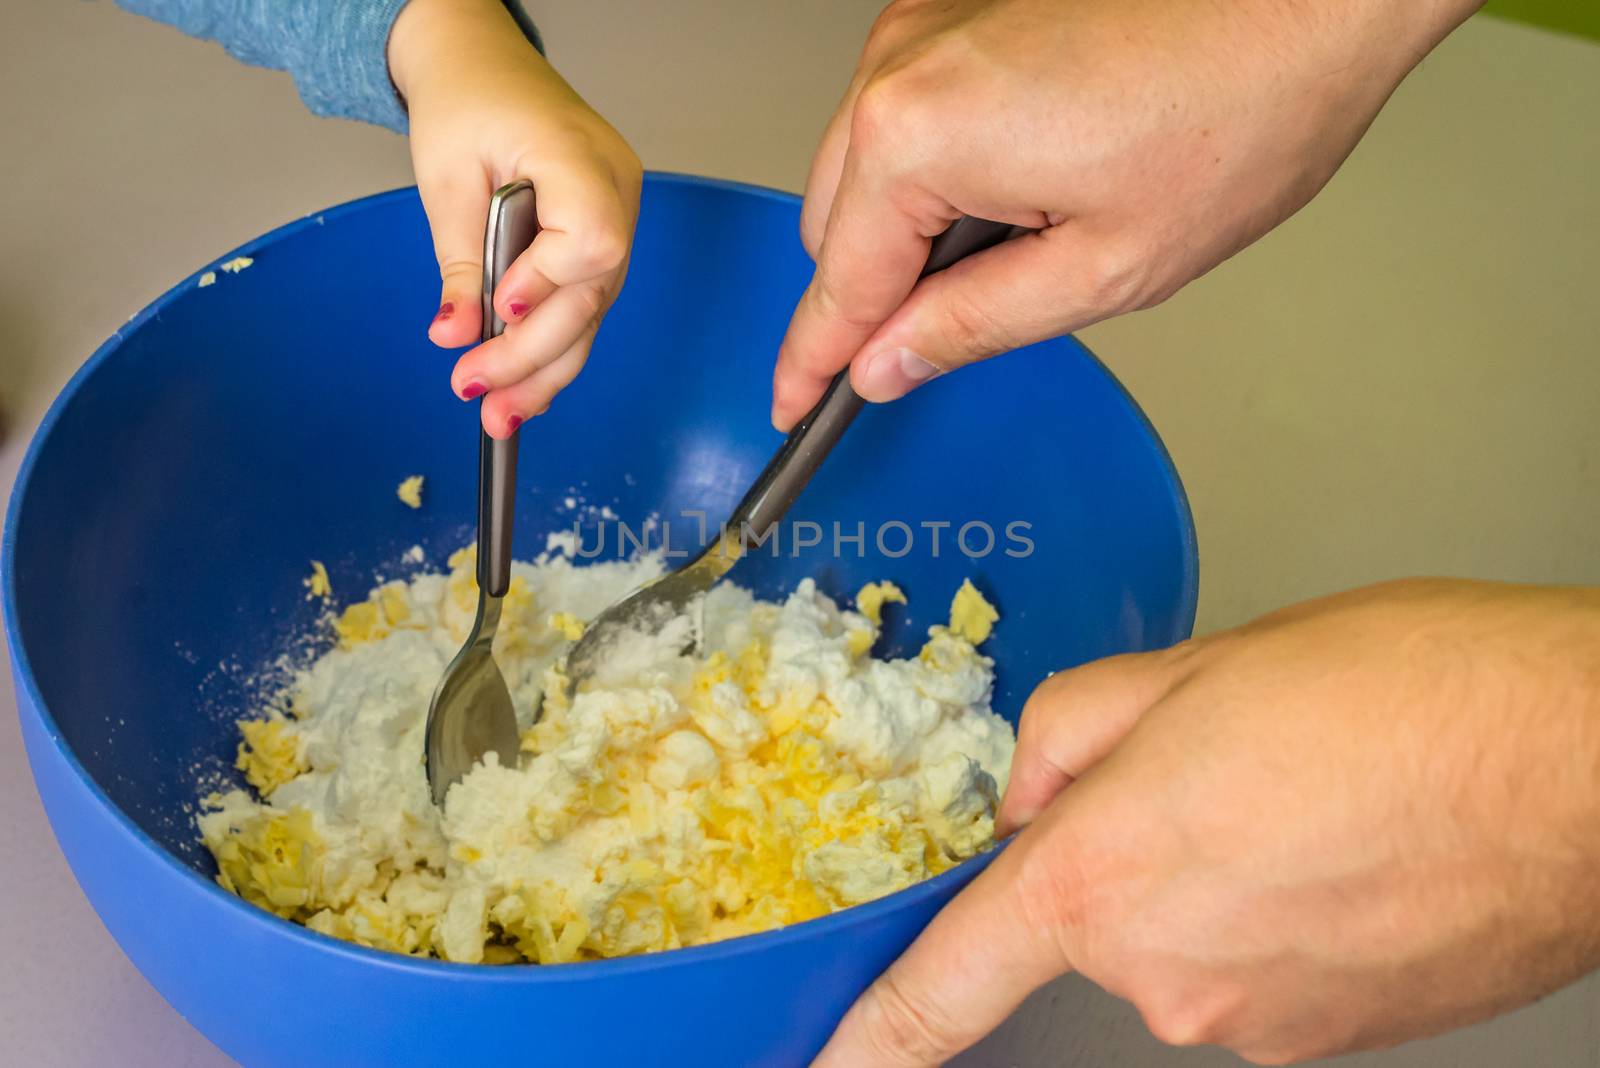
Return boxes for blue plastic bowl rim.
[2,171,1198,984]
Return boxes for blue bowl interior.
[7,175,1195,884]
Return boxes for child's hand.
[390,0,641,437]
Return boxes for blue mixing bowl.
[4,173,1196,1067]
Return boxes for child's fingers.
[491,254,560,327]
[487,160,634,326]
[449,280,605,396]
[511,162,635,293]
[479,329,594,438]
[417,170,493,349]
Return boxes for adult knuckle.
[1020,669,1078,731]
[851,60,939,152]
[1142,997,1221,1049]
[774,338,828,387]
[1007,713,1068,807]
[799,204,826,259]
[861,0,922,61]
[939,288,1014,358]
[808,275,880,334]
[848,76,904,150]
[1083,241,1157,316]
[1143,1007,1205,1049]
[1140,982,1249,1051]
[867,0,915,36]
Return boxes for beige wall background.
[1,2,1595,1065]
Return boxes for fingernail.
[505,414,524,433]
[857,347,940,402]
[459,379,488,400]
[433,301,454,323]
[506,300,529,319]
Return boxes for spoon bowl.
[425,596,519,805]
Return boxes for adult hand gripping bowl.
[3,173,1197,1067]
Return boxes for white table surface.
[2,4,1595,1066]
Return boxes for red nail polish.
[459,379,488,400]
[507,300,529,318]
[434,302,454,322]
[505,415,524,433]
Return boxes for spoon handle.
[732,215,1019,540]
[476,181,541,598]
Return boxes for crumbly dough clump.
[200,545,1013,964]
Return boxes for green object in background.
[1482,0,1600,42]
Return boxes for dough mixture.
[199,541,1014,964]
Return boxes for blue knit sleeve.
[114,1,543,134]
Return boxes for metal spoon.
[556,214,1019,696]
[425,180,539,806]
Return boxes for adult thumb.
[810,832,1071,1068]
[812,646,1193,1067]
[848,225,1118,403]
